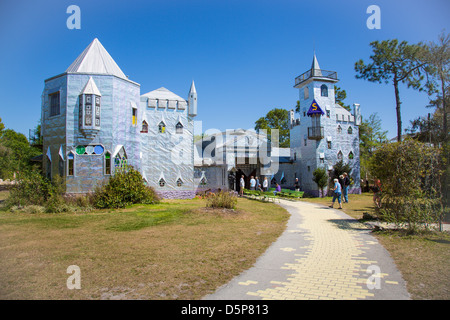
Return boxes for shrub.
[206,191,237,210]
[5,170,53,208]
[369,138,444,232]
[312,167,328,197]
[92,166,160,208]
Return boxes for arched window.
[348,126,353,134]
[337,151,343,161]
[176,122,183,134]
[304,87,309,100]
[141,121,148,133]
[337,125,342,134]
[104,152,111,175]
[67,152,74,176]
[348,151,354,160]
[158,121,166,133]
[177,178,183,187]
[159,178,166,187]
[321,84,328,97]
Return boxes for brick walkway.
[204,199,410,300]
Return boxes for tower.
[188,80,197,117]
[290,53,361,196]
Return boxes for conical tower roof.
[66,38,127,80]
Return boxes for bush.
[206,191,237,210]
[6,170,54,208]
[92,166,159,209]
[369,138,444,232]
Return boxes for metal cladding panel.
[140,108,194,194]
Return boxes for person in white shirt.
[263,177,268,191]
[239,175,245,196]
[249,176,256,190]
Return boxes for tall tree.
[420,32,450,143]
[255,108,290,148]
[355,39,427,141]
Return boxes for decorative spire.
[311,53,322,77]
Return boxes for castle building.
[287,54,361,196]
[41,39,360,198]
[41,38,196,198]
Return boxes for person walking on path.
[329,178,343,209]
[255,176,260,191]
[239,175,245,196]
[343,172,350,203]
[263,177,268,191]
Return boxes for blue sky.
[0,0,449,140]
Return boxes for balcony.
[308,126,324,140]
[294,69,338,87]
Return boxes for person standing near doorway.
[294,178,300,191]
[239,175,245,196]
[250,176,256,190]
[263,177,268,191]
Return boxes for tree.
[255,108,290,148]
[0,128,41,179]
[312,167,328,197]
[334,86,351,111]
[420,31,450,143]
[355,39,427,142]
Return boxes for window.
[159,178,166,187]
[304,139,307,146]
[320,158,325,164]
[58,158,64,177]
[348,126,353,134]
[177,178,183,187]
[294,152,297,161]
[348,151,354,160]
[176,122,183,134]
[337,125,342,134]
[307,166,310,172]
[326,110,330,118]
[141,121,148,133]
[105,152,111,175]
[132,108,137,126]
[50,92,60,116]
[158,121,166,133]
[68,152,74,176]
[337,151,343,161]
[46,159,51,180]
[304,87,309,100]
[200,177,207,185]
[320,84,328,97]
[327,141,332,149]
[95,96,101,127]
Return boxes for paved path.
[203,199,410,300]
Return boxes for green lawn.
[0,196,289,300]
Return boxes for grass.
[301,192,450,300]
[0,195,289,300]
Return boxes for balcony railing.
[308,126,324,140]
[294,69,338,87]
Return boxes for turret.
[188,80,197,117]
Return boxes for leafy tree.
[334,85,351,111]
[0,128,41,179]
[312,167,328,197]
[355,39,428,142]
[255,108,290,148]
[0,117,4,133]
[358,113,388,187]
